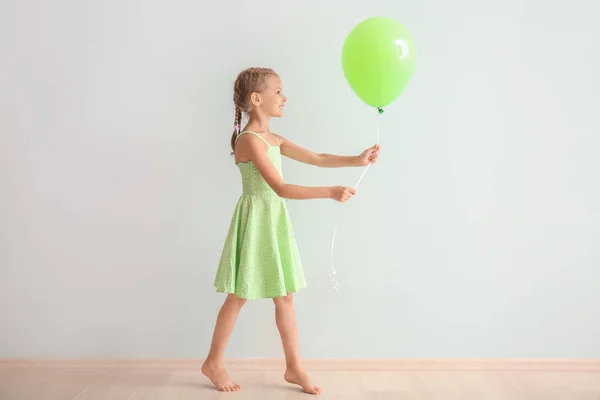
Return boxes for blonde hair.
[230,67,278,152]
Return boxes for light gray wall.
[1,0,599,358]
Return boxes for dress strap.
[235,131,272,147]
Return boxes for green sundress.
[213,131,306,299]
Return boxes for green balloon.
[342,16,416,109]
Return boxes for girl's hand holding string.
[330,186,356,203]
[357,144,380,166]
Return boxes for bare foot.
[201,361,241,392]
[285,368,321,395]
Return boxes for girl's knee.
[273,293,294,307]
[226,294,247,308]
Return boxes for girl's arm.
[276,135,380,168]
[239,135,355,202]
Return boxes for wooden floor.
[1,360,599,400]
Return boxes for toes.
[225,383,241,392]
[216,382,242,392]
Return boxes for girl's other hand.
[330,186,356,202]
[358,144,380,166]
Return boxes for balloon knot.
[377,107,384,114]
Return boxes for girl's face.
[252,75,287,118]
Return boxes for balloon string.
[329,110,381,292]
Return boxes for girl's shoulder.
[237,130,282,148]
[235,131,266,147]
[272,133,285,145]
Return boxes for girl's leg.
[202,294,246,392]
[273,293,321,395]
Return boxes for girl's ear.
[251,92,261,107]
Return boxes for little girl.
[202,67,380,395]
